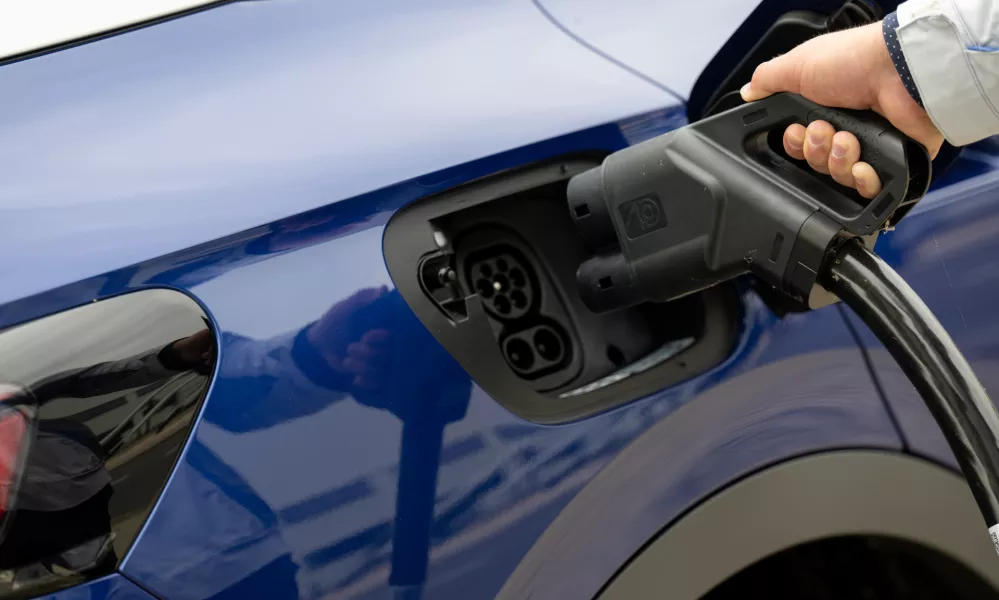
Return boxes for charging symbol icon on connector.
[620,194,666,239]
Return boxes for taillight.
[0,414,26,517]
[0,385,31,522]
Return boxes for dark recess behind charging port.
[383,157,741,423]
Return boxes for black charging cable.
[820,238,999,545]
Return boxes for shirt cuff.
[883,11,924,107]
[896,0,999,146]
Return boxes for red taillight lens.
[0,385,30,520]
[0,410,26,516]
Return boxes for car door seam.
[528,0,687,107]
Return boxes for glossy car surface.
[2,0,999,599]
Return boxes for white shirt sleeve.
[896,0,999,145]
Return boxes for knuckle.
[806,145,829,161]
[832,171,853,186]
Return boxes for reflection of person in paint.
[220,286,394,429]
[169,288,401,597]
[0,329,214,584]
[150,286,469,599]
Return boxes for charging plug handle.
[569,93,931,314]
[821,239,999,549]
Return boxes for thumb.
[741,54,802,102]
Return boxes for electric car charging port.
[501,321,570,379]
[450,224,584,391]
[465,245,537,321]
[384,157,741,422]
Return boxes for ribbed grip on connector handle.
[698,92,932,235]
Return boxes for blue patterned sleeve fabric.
[882,11,924,107]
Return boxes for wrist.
[862,21,894,91]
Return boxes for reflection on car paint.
[0,91,920,599]
[0,291,215,598]
[0,0,953,595]
[30,574,155,600]
[93,165,902,600]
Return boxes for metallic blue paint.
[21,140,890,600]
[36,197,897,600]
[1,0,987,599]
[537,0,759,96]
[0,0,671,306]
[497,302,901,600]
[34,575,153,600]
[96,123,727,600]
[537,0,898,98]
[1,112,901,600]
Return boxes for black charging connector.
[569,93,930,314]
[567,92,999,554]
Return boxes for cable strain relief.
[781,211,844,303]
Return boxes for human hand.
[740,22,943,198]
[339,328,392,391]
[169,329,215,372]
[306,286,393,391]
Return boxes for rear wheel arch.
[598,450,999,599]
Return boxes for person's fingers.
[852,162,882,199]
[803,121,835,174]
[319,286,389,328]
[342,355,366,374]
[318,350,349,374]
[310,285,391,351]
[347,330,392,358]
[741,82,764,102]
[346,342,371,361]
[346,341,386,362]
[741,52,803,102]
[828,130,861,187]
[783,124,806,160]
[361,329,391,345]
[353,374,383,391]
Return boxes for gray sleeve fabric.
[895,0,999,146]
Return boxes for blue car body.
[3,0,999,599]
